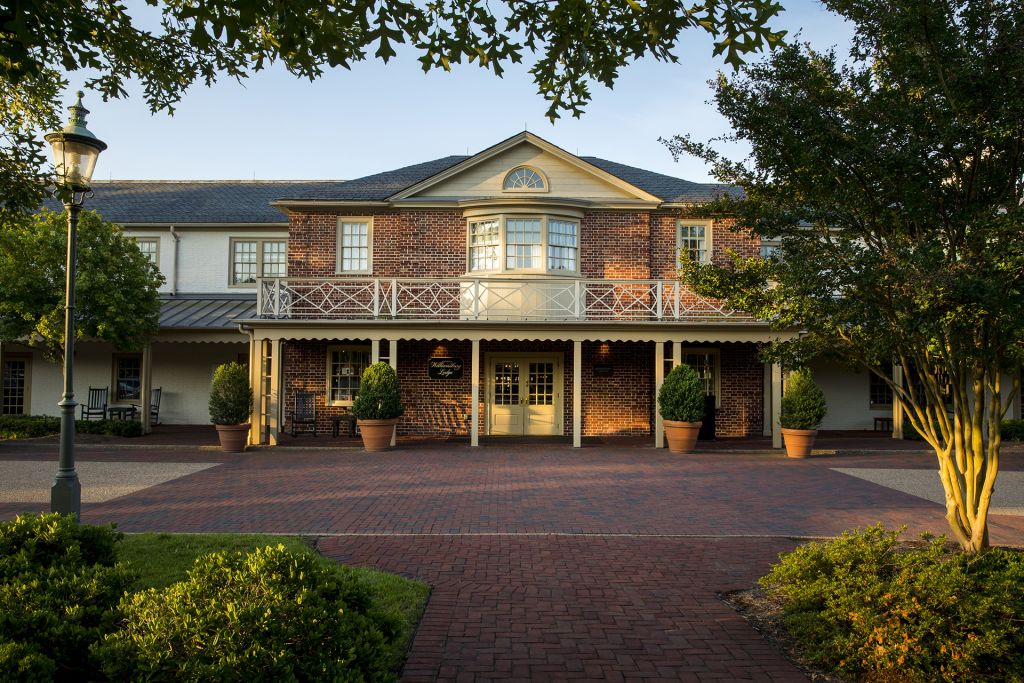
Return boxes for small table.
[108,405,137,421]
[331,414,357,438]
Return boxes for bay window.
[467,214,580,275]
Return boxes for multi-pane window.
[328,346,371,405]
[231,239,287,285]
[136,239,159,265]
[505,218,542,270]
[503,167,546,191]
[469,219,500,271]
[2,358,29,415]
[682,351,717,397]
[760,241,781,259]
[677,223,710,263]
[547,220,578,272]
[114,355,141,402]
[870,362,894,407]
[337,220,371,274]
[467,215,580,274]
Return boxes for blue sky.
[77,1,852,184]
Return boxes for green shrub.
[352,362,403,421]
[657,364,706,422]
[760,525,1024,682]
[208,362,253,425]
[780,368,827,429]
[0,513,134,682]
[1002,419,1024,441]
[0,415,144,440]
[95,544,400,682]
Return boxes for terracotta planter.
[663,420,702,454]
[357,418,399,452]
[781,427,818,458]
[215,424,250,452]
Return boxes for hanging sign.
[428,357,463,379]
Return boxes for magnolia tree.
[0,0,785,218]
[664,0,1024,551]
[0,209,164,361]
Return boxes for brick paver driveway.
[3,441,1023,681]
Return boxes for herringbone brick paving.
[2,440,1022,680]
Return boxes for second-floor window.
[677,222,711,263]
[337,218,372,274]
[231,239,286,286]
[135,238,159,265]
[467,215,580,275]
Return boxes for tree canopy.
[0,0,786,217]
[664,0,1024,551]
[0,209,164,360]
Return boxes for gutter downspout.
[168,226,180,295]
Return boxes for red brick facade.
[279,201,764,440]
[282,339,762,439]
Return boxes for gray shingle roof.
[279,156,468,202]
[580,157,740,202]
[42,181,347,224]
[160,295,255,329]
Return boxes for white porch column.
[771,362,783,449]
[249,337,264,446]
[371,339,380,364]
[672,340,681,368]
[654,342,665,448]
[389,339,398,447]
[266,339,282,446]
[762,364,773,437]
[141,342,153,434]
[471,340,480,447]
[573,341,582,448]
[892,364,905,440]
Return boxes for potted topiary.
[658,364,706,453]
[351,362,403,452]
[209,362,253,452]
[779,368,828,457]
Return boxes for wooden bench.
[874,417,893,432]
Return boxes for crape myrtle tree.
[0,209,164,361]
[664,0,1024,552]
[0,0,786,218]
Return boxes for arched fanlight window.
[503,166,547,191]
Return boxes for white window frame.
[678,348,721,408]
[326,344,372,407]
[335,217,374,275]
[502,166,549,193]
[676,220,713,264]
[759,239,781,260]
[112,353,142,403]
[465,214,580,276]
[135,238,160,266]
[229,238,288,287]
[1,354,32,416]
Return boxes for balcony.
[255,277,750,323]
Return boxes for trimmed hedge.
[1002,419,1024,441]
[352,362,403,421]
[657,364,706,422]
[0,513,134,681]
[760,526,1024,682]
[95,544,401,681]
[0,415,142,440]
[779,368,827,430]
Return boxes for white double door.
[487,353,562,436]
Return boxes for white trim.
[502,165,550,193]
[484,351,564,436]
[335,217,374,275]
[676,219,714,265]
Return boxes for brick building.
[237,132,795,447]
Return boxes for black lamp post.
[44,91,107,518]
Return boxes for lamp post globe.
[44,91,107,519]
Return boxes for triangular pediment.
[391,132,660,203]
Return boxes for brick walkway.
[2,441,1022,681]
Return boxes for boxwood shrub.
[0,513,134,682]
[759,525,1024,682]
[0,415,143,439]
[1002,419,1024,441]
[94,544,402,682]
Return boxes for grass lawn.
[118,533,430,675]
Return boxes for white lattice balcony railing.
[255,278,750,322]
